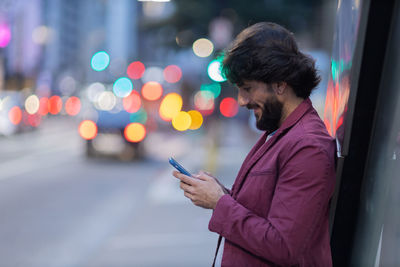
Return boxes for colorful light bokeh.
[48,95,62,115]
[127,61,145,79]
[91,51,110,72]
[0,23,11,48]
[130,108,148,124]
[124,123,146,143]
[123,90,141,113]
[27,113,41,127]
[192,38,214,57]
[159,93,183,121]
[220,97,239,117]
[188,110,203,130]
[25,95,40,115]
[8,106,22,125]
[79,120,98,140]
[207,59,226,82]
[141,81,163,101]
[113,77,133,98]
[194,91,215,115]
[65,96,81,116]
[172,111,192,131]
[38,97,49,116]
[163,65,182,83]
[200,83,221,98]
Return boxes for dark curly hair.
[222,22,320,99]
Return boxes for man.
[172,22,336,267]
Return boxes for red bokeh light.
[28,113,41,127]
[220,97,239,118]
[48,95,62,115]
[65,96,81,116]
[38,97,49,116]
[123,90,141,113]
[163,65,182,83]
[8,106,22,125]
[127,61,145,79]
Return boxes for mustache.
[246,103,258,109]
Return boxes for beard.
[251,96,283,132]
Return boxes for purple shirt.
[209,98,336,267]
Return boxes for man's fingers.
[195,171,213,181]
[183,190,195,200]
[172,171,195,185]
[180,181,194,193]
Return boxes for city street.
[0,117,255,267]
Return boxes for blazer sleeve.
[208,140,334,266]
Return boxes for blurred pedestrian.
[173,22,336,267]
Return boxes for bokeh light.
[192,38,214,57]
[141,66,164,84]
[8,106,22,125]
[130,108,148,124]
[25,95,40,115]
[91,51,110,71]
[0,23,11,48]
[38,97,49,116]
[207,59,227,82]
[194,91,215,115]
[200,83,221,98]
[32,25,52,45]
[48,95,62,115]
[163,65,182,83]
[79,120,98,140]
[172,111,192,131]
[96,91,117,111]
[127,61,145,79]
[188,110,203,130]
[27,113,41,127]
[220,97,239,117]
[113,77,133,98]
[123,90,141,113]
[141,81,163,101]
[159,93,183,121]
[87,82,106,102]
[124,123,146,143]
[65,96,81,116]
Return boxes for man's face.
[237,80,283,132]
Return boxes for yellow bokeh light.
[192,38,214,58]
[172,111,192,131]
[188,110,203,130]
[159,93,183,121]
[124,123,146,143]
[25,95,40,115]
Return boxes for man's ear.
[273,82,287,95]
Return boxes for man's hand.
[172,170,226,209]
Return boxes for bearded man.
[173,22,336,267]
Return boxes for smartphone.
[169,157,192,177]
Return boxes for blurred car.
[85,109,145,160]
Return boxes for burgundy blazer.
[209,98,336,267]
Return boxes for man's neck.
[279,97,305,126]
